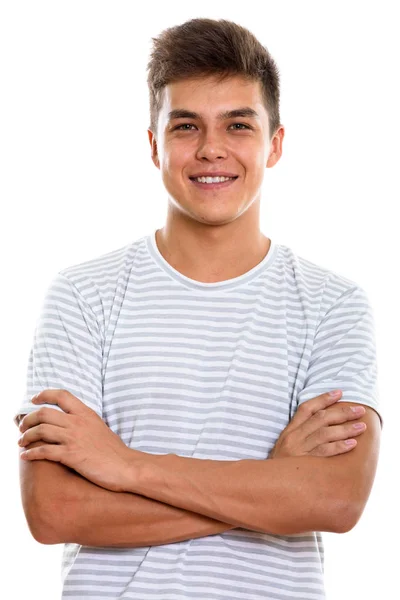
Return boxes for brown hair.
[147,18,281,141]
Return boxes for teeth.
[194,176,235,184]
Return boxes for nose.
[195,131,228,161]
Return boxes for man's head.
[146,18,284,228]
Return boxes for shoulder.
[37,236,146,341]
[275,243,369,313]
[58,237,143,290]
[277,243,358,289]
[46,235,147,313]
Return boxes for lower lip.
[189,177,238,190]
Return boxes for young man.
[15,18,382,600]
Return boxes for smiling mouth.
[189,176,239,190]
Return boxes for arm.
[19,440,235,547]
[127,404,381,535]
[19,391,378,543]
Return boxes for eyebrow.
[167,107,260,123]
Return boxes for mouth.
[189,176,239,190]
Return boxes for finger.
[305,421,367,452]
[319,402,366,426]
[298,404,366,441]
[31,389,87,415]
[19,406,69,433]
[289,390,342,431]
[18,424,68,447]
[20,443,64,463]
[309,439,358,457]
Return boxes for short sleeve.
[296,285,383,428]
[13,272,103,427]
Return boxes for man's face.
[148,74,283,227]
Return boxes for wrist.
[121,447,158,493]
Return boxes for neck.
[155,211,271,284]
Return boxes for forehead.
[159,75,267,119]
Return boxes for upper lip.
[189,172,239,178]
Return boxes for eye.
[229,123,252,130]
[173,123,196,131]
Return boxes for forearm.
[130,453,351,535]
[66,469,235,547]
[21,448,235,546]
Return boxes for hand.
[269,390,367,458]
[17,389,141,492]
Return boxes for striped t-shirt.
[15,229,382,600]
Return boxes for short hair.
[147,18,282,141]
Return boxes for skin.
[147,74,285,282]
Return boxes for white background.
[1,1,398,598]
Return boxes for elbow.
[24,499,63,545]
[332,500,365,534]
[29,522,61,545]
[19,443,78,544]
[23,492,75,545]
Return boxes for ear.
[266,125,285,168]
[148,129,160,169]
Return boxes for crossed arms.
[17,389,381,547]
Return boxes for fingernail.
[329,390,341,397]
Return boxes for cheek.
[163,146,192,178]
[248,147,268,175]
[234,139,264,165]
